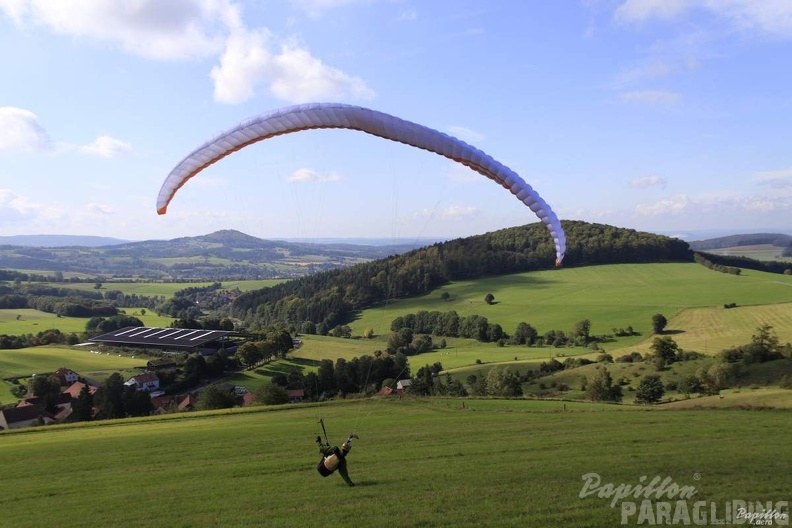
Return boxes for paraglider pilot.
[316,434,358,487]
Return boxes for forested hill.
[231,221,692,328]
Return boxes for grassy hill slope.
[1,400,790,528]
[349,263,792,344]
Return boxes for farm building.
[88,326,247,355]
[0,405,54,430]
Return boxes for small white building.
[124,373,160,392]
[396,379,412,391]
[54,368,79,386]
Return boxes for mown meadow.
[0,399,789,528]
[347,263,792,346]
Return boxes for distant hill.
[232,220,694,328]
[689,233,792,250]
[0,229,432,280]
[0,235,130,247]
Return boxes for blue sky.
[1,0,790,243]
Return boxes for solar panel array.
[90,326,234,350]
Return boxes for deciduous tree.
[635,375,664,404]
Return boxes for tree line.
[695,251,792,275]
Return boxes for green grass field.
[348,263,792,344]
[0,346,144,404]
[229,264,792,394]
[0,308,174,335]
[0,399,789,527]
[39,279,285,297]
[707,244,792,262]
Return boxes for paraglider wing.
[156,103,566,264]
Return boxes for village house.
[54,368,79,386]
[62,381,97,400]
[287,389,304,403]
[124,372,160,392]
[177,394,198,411]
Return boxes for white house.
[124,373,160,392]
[54,368,79,386]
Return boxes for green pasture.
[37,279,285,297]
[708,244,792,262]
[288,335,579,377]
[252,263,792,392]
[349,263,792,341]
[0,346,144,404]
[663,387,792,409]
[517,356,792,404]
[0,399,789,527]
[0,308,173,335]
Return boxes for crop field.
[0,399,789,528]
[608,302,792,358]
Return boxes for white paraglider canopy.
[156,103,566,265]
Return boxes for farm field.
[348,263,792,344]
[707,244,792,262]
[0,346,143,404]
[0,399,789,527]
[0,308,174,335]
[39,278,286,297]
[607,302,792,358]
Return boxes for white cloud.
[635,194,691,216]
[413,205,479,220]
[398,8,417,22]
[79,136,133,158]
[0,190,125,232]
[615,60,675,86]
[615,0,792,38]
[615,0,691,24]
[0,107,49,153]
[0,0,234,60]
[620,90,680,105]
[755,168,792,188]
[211,30,375,104]
[0,188,37,214]
[630,175,667,189]
[86,203,115,215]
[268,44,375,103]
[210,27,272,104]
[441,205,478,219]
[286,168,342,183]
[445,162,478,183]
[447,125,485,144]
[291,0,370,18]
[635,190,792,217]
[2,0,374,105]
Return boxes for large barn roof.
[90,326,236,350]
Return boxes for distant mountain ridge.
[0,229,432,280]
[0,234,130,247]
[689,233,791,251]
